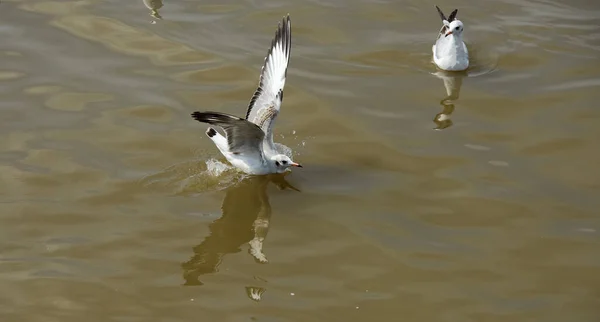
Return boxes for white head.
[444,20,464,38]
[271,154,302,173]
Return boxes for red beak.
[445,31,453,37]
[291,162,303,168]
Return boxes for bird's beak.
[291,162,303,168]
[445,31,453,37]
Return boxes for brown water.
[1,0,599,321]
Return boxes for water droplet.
[290,292,295,296]
[292,130,296,135]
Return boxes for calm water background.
[1,0,599,321]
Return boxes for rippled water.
[1,0,599,321]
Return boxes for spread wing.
[191,111,265,159]
[245,15,291,151]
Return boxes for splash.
[140,158,242,196]
[205,159,231,177]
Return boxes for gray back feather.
[191,111,265,157]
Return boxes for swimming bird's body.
[432,6,469,71]
[191,15,302,175]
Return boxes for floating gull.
[432,6,469,71]
[191,15,302,175]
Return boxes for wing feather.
[245,15,291,151]
[191,111,265,158]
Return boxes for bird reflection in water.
[142,0,163,22]
[433,70,466,130]
[181,173,299,299]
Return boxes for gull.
[432,6,469,71]
[191,15,302,175]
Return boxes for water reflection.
[181,174,299,288]
[245,286,267,302]
[142,0,163,22]
[432,70,466,130]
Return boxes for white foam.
[205,159,231,177]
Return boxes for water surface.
[1,0,599,321]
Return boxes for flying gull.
[191,15,302,175]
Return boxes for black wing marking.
[435,6,458,22]
[245,15,291,121]
[435,6,447,21]
[448,9,459,22]
[191,111,265,155]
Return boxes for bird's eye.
[455,26,460,30]
[282,161,287,164]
